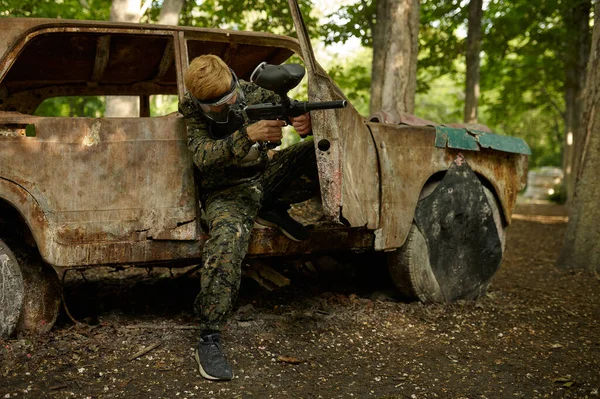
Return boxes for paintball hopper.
[250,62,306,94]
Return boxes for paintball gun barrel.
[243,99,347,121]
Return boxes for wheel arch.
[0,182,61,337]
[387,159,507,303]
[418,169,508,227]
[0,178,51,260]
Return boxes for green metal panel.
[435,127,480,151]
[434,126,531,155]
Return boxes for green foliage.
[34,97,105,117]
[176,0,319,36]
[150,95,179,117]
[320,1,376,47]
[418,0,466,90]
[325,48,372,116]
[0,0,110,19]
[415,74,463,124]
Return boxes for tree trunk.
[561,0,591,205]
[463,0,482,124]
[158,0,184,25]
[110,0,142,22]
[370,0,420,117]
[557,0,600,272]
[106,0,144,117]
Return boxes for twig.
[125,324,201,330]
[49,383,69,391]
[559,306,579,317]
[128,342,162,361]
[61,270,85,327]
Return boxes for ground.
[1,203,599,399]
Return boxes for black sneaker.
[256,208,309,242]
[194,333,233,381]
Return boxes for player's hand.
[291,113,312,136]
[246,120,285,143]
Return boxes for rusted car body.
[0,3,529,337]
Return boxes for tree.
[561,0,591,204]
[321,0,419,116]
[178,0,318,36]
[158,0,184,25]
[557,0,600,271]
[370,0,420,115]
[463,0,482,123]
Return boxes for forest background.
[0,0,591,197]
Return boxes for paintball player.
[179,54,319,381]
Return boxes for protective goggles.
[191,69,246,123]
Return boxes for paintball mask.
[192,68,246,123]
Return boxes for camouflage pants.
[194,140,318,331]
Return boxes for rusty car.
[0,3,530,337]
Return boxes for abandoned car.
[0,6,530,337]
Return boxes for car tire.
[388,169,506,303]
[0,239,24,337]
[0,239,61,337]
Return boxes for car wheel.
[0,239,24,337]
[388,158,506,303]
[0,239,61,337]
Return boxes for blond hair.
[184,55,233,100]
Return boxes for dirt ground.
[1,202,599,399]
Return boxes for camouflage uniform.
[179,81,319,332]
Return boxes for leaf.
[550,343,563,349]
[553,376,573,383]
[277,355,306,364]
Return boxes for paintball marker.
[242,62,347,147]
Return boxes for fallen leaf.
[550,344,563,349]
[552,375,576,387]
[277,355,306,364]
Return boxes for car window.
[33,95,178,117]
[3,31,178,115]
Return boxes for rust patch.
[247,226,373,257]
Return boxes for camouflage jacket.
[179,81,279,190]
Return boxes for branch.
[362,0,375,36]
[540,86,565,119]
[60,270,85,327]
[128,342,162,361]
[138,0,153,20]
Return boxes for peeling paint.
[82,120,101,146]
